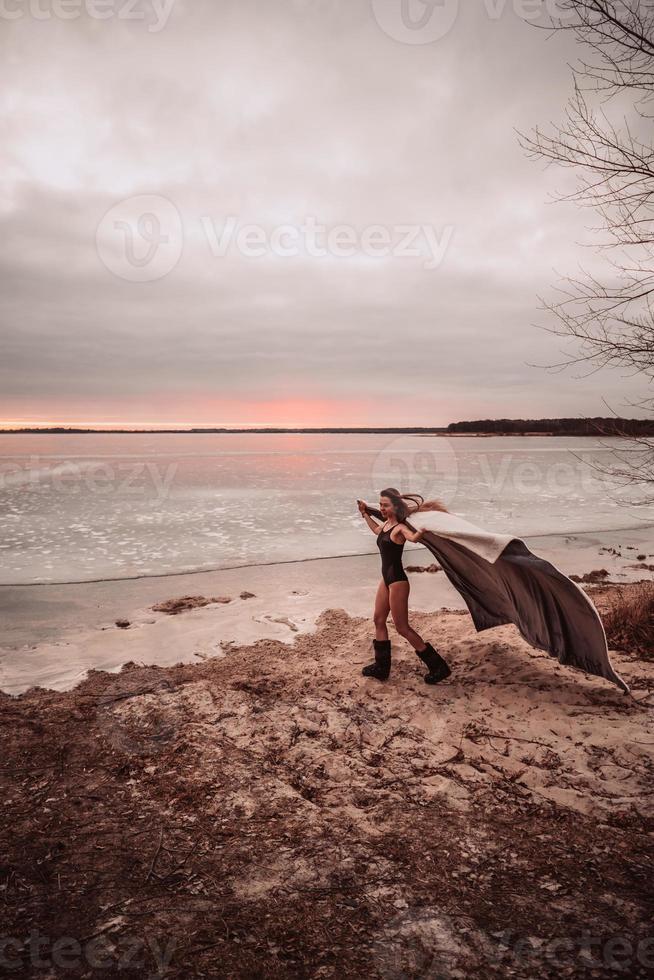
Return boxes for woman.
[357,487,452,684]
[359,488,630,695]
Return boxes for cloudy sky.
[0,0,646,428]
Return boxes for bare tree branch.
[517,0,654,496]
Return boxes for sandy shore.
[1,578,653,977]
[1,520,652,976]
[1,523,653,695]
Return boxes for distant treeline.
[447,418,654,436]
[2,419,652,435]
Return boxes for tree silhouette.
[516,0,654,498]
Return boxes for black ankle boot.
[416,642,451,684]
[362,639,391,681]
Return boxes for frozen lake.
[0,432,652,584]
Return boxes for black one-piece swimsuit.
[377,522,408,586]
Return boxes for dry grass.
[600,581,654,659]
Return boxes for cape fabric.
[368,507,629,694]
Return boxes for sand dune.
[1,587,652,977]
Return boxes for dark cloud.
[0,0,646,425]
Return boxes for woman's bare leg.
[389,582,426,651]
[373,578,391,641]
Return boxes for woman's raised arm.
[397,523,425,543]
[357,500,383,535]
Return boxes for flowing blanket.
[367,507,629,694]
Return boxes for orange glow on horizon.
[0,395,397,429]
[0,391,455,430]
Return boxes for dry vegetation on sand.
[596,580,654,660]
[1,584,653,978]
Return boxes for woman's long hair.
[378,487,449,522]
